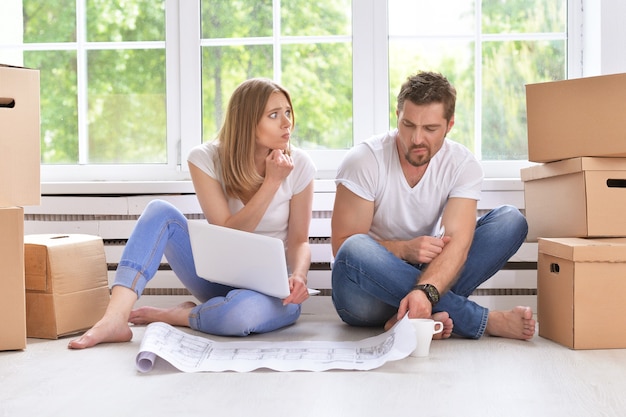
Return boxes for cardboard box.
[538,237,626,349]
[0,64,41,207]
[521,157,626,241]
[526,73,626,163]
[0,207,26,351]
[24,234,110,339]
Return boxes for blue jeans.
[113,199,301,336]
[331,205,528,339]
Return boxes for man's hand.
[396,289,433,320]
[400,235,449,264]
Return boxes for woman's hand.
[282,273,309,305]
[264,149,293,185]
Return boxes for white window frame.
[7,0,616,191]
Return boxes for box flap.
[54,286,110,337]
[521,157,626,182]
[538,237,626,262]
[0,64,37,70]
[24,245,50,291]
[24,234,108,294]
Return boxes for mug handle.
[433,321,444,335]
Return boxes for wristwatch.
[413,283,440,306]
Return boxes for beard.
[404,144,431,167]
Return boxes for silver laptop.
[188,221,294,298]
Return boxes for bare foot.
[432,311,453,340]
[128,301,196,327]
[485,306,536,340]
[384,314,400,331]
[384,311,453,340]
[68,313,133,349]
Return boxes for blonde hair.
[217,78,294,200]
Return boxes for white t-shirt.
[187,142,316,243]
[336,130,483,241]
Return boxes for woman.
[69,78,316,348]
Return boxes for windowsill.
[40,177,523,196]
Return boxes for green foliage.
[200,0,353,149]
[388,40,476,151]
[482,0,565,33]
[86,0,165,42]
[22,0,166,164]
[389,0,566,160]
[16,0,566,164]
[482,40,565,159]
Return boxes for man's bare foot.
[485,306,536,340]
[384,314,400,331]
[384,311,453,340]
[431,311,453,340]
[68,314,133,349]
[128,301,196,327]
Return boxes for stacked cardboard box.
[24,234,110,339]
[522,73,626,349]
[0,64,41,351]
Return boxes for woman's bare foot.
[384,311,453,340]
[485,306,536,340]
[128,301,196,327]
[431,311,453,340]
[68,286,138,350]
[68,313,133,349]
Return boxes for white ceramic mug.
[409,318,444,357]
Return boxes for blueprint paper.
[135,316,416,373]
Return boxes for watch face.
[417,284,439,304]
[427,286,440,302]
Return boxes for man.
[330,70,535,340]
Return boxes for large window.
[199,0,352,151]
[388,0,567,162]
[0,0,574,184]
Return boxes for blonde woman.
[69,78,316,349]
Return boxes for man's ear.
[447,115,455,133]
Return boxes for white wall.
[583,0,626,76]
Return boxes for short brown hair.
[396,71,456,122]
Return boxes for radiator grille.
[138,288,536,297]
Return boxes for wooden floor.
[2,296,626,417]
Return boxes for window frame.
[7,0,587,187]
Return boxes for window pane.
[389,0,474,36]
[25,50,79,164]
[87,49,166,163]
[390,0,567,162]
[282,0,351,36]
[482,0,566,34]
[388,40,476,152]
[86,0,165,42]
[23,0,76,43]
[282,43,353,150]
[201,1,273,38]
[201,45,274,142]
[199,0,353,151]
[481,39,566,160]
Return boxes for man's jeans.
[331,205,528,339]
